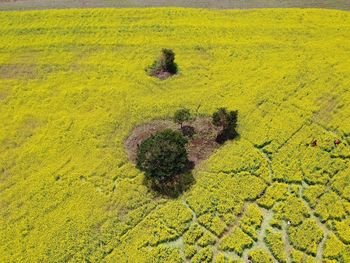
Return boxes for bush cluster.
[147,48,178,77]
[212,108,238,143]
[136,107,238,195]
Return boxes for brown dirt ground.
[124,117,221,166]
[153,71,174,80]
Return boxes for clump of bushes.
[212,107,238,143]
[135,108,238,196]
[136,129,188,181]
[147,48,178,79]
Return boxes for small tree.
[136,129,188,182]
[174,108,191,128]
[212,108,238,131]
[212,108,238,143]
[147,48,178,77]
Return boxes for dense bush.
[212,108,238,143]
[147,48,178,77]
[136,129,188,182]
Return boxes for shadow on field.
[215,129,239,145]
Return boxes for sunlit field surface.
[1,8,350,262]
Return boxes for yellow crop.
[1,7,350,262]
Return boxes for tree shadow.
[215,129,239,144]
[143,160,195,199]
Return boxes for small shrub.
[136,129,188,182]
[174,108,191,128]
[147,48,178,78]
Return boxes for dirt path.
[0,0,349,11]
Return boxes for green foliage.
[147,48,178,76]
[212,108,237,130]
[212,108,238,143]
[136,129,188,181]
[174,108,191,128]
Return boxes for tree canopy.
[136,129,188,181]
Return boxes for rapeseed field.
[1,7,350,262]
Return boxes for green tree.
[212,108,238,143]
[136,129,188,182]
[174,108,191,128]
[212,108,238,131]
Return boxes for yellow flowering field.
[1,7,350,262]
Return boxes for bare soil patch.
[125,117,221,166]
[152,71,174,80]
